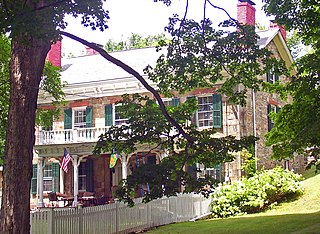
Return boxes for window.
[115,105,128,126]
[192,94,222,128]
[105,104,128,126]
[43,164,53,192]
[31,163,60,194]
[267,71,279,84]
[267,104,280,131]
[74,109,86,128]
[163,97,180,107]
[205,166,222,182]
[64,107,92,129]
[78,162,87,191]
[77,160,94,192]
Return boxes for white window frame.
[43,164,53,193]
[197,96,214,128]
[114,104,128,126]
[73,107,87,129]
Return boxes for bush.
[210,167,304,218]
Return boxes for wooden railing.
[31,193,212,234]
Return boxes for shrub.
[210,167,304,218]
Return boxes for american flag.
[60,148,71,173]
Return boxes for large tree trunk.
[0,36,50,233]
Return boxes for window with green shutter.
[267,104,280,131]
[212,94,222,128]
[52,163,60,192]
[86,107,93,128]
[64,108,72,129]
[171,98,180,107]
[31,164,37,194]
[105,104,113,126]
[267,71,279,84]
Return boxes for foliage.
[263,1,320,161]
[240,148,257,178]
[104,33,168,52]
[95,94,257,205]
[210,167,304,218]
[0,34,65,161]
[145,17,287,106]
[0,34,10,163]
[95,5,292,205]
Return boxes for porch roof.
[34,142,96,158]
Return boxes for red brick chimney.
[270,21,286,42]
[47,41,62,67]
[237,0,256,26]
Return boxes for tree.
[104,33,168,52]
[61,7,285,205]
[0,35,64,162]
[0,1,110,233]
[0,1,171,232]
[263,0,320,164]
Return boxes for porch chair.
[48,192,60,207]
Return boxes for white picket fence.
[31,193,212,234]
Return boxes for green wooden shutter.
[267,104,273,131]
[86,159,94,192]
[64,108,72,129]
[171,98,180,106]
[187,96,197,127]
[212,94,222,128]
[86,107,93,128]
[105,104,113,126]
[31,164,37,194]
[52,163,60,192]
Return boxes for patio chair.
[48,192,60,207]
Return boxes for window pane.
[197,96,213,127]
[74,109,86,128]
[43,180,52,192]
[115,106,128,125]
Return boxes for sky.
[62,0,273,56]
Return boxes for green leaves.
[95,94,257,205]
[210,167,304,218]
[145,17,281,105]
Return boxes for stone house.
[31,0,305,208]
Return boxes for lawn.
[148,172,320,234]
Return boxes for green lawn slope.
[148,173,320,234]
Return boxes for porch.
[33,142,164,209]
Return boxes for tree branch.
[207,0,239,26]
[60,31,194,144]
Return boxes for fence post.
[48,208,55,234]
[116,202,120,233]
[78,206,83,234]
[199,195,202,215]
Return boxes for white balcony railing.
[37,127,108,145]
[37,126,180,145]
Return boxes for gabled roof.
[38,28,294,104]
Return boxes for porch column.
[121,155,128,179]
[36,158,45,207]
[71,154,81,206]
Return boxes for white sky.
[62,0,273,56]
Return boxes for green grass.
[148,173,320,234]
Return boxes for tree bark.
[0,36,50,233]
